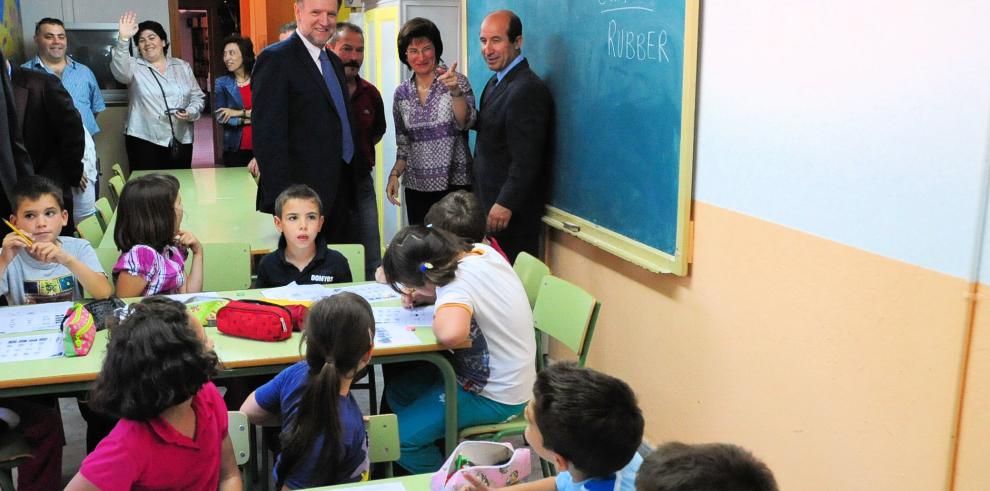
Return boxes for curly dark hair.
[86,297,219,421]
[636,442,779,491]
[222,35,256,74]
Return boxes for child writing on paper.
[254,184,352,288]
[65,297,241,491]
[462,363,644,491]
[240,293,374,489]
[635,442,778,491]
[381,225,536,474]
[374,190,507,284]
[112,173,203,297]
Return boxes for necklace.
[235,76,251,87]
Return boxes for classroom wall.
[544,2,990,490]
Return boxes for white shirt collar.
[296,31,325,70]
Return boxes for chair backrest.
[108,175,126,207]
[227,411,251,466]
[329,244,365,282]
[188,243,252,292]
[513,252,550,308]
[76,215,104,247]
[366,413,400,469]
[94,197,113,229]
[93,248,120,294]
[111,163,127,180]
[532,276,601,367]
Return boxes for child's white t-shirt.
[435,243,537,405]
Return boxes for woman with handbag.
[111,11,205,170]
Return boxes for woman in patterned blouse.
[386,17,477,225]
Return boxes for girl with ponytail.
[240,292,375,489]
[381,225,537,474]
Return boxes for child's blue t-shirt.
[555,452,643,491]
[254,361,368,488]
[0,236,103,304]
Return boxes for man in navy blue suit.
[252,0,365,242]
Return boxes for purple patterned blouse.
[393,72,477,192]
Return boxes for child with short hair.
[65,297,241,490]
[113,173,203,297]
[382,225,536,474]
[423,189,508,260]
[240,292,375,488]
[464,362,644,491]
[635,442,778,491]
[0,175,112,303]
[255,184,352,288]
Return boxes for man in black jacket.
[10,63,83,229]
[252,0,365,243]
[0,52,33,220]
[473,10,554,262]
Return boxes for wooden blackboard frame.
[464,0,700,275]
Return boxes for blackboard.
[466,0,699,274]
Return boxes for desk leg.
[374,352,459,456]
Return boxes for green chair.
[457,276,602,476]
[76,215,105,247]
[94,197,113,230]
[227,411,253,484]
[87,248,121,298]
[111,162,127,180]
[190,243,252,292]
[0,430,31,491]
[513,252,550,309]
[108,175,126,207]
[329,244,365,282]
[366,413,400,478]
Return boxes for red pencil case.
[216,300,308,342]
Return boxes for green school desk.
[97,168,282,255]
[0,286,465,456]
[301,473,432,490]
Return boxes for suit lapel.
[290,33,335,110]
[482,59,529,110]
[10,74,26,136]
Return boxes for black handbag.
[148,66,183,161]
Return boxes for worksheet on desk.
[0,332,64,362]
[0,301,73,334]
[331,283,400,302]
[372,306,435,325]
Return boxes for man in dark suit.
[252,0,366,243]
[473,10,554,262]
[0,52,33,220]
[10,63,83,228]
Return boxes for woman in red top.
[213,36,254,167]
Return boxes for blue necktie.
[319,50,354,164]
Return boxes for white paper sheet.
[0,332,64,362]
[372,306,435,325]
[331,283,400,302]
[374,323,424,348]
[260,283,331,302]
[0,301,73,334]
[166,291,222,303]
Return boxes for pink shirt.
[80,382,228,491]
[113,244,187,296]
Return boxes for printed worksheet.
[374,324,424,348]
[331,283,400,302]
[166,291,222,303]
[0,302,73,334]
[0,332,64,362]
[372,306,435,326]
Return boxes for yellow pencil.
[2,218,34,246]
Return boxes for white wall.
[693,1,990,280]
[21,0,171,59]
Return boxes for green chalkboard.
[466,0,699,274]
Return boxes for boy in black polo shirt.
[255,184,352,288]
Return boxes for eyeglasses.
[405,45,435,57]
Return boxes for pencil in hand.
[2,218,34,246]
